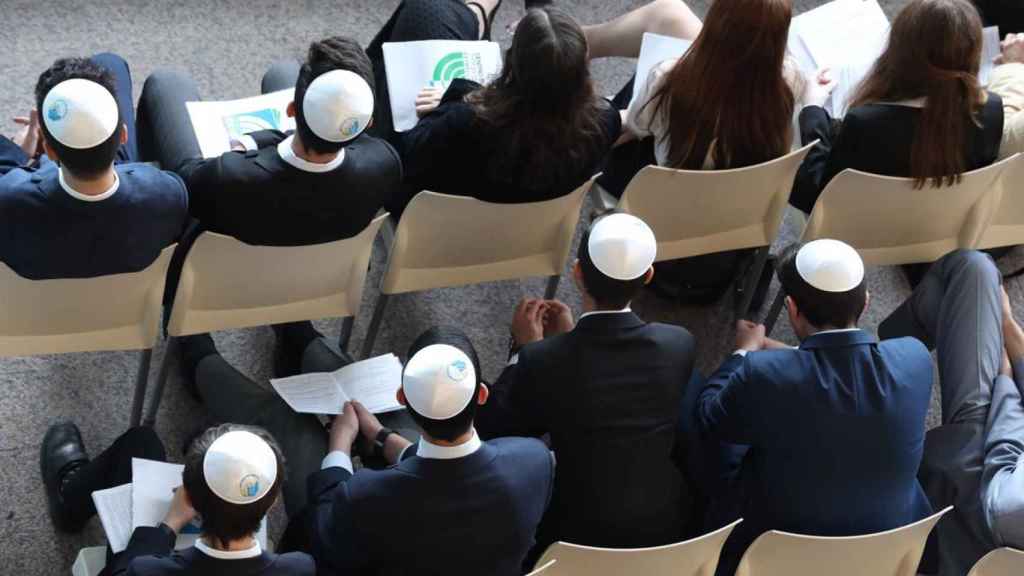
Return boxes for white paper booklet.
[979,26,1002,86]
[187,89,295,158]
[92,483,134,553]
[788,0,891,117]
[631,33,693,107]
[272,353,405,414]
[382,40,503,132]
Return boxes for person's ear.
[863,290,871,316]
[396,388,407,407]
[286,101,296,118]
[643,266,655,286]
[477,383,490,406]
[119,123,128,145]
[785,295,799,322]
[42,137,58,163]
[572,260,583,289]
[367,116,374,129]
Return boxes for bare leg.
[583,0,703,60]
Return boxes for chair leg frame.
[544,275,561,300]
[734,246,771,323]
[764,288,787,337]
[143,336,178,427]
[129,348,153,427]
[338,316,355,352]
[360,294,391,359]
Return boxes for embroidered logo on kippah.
[47,100,68,122]
[447,359,468,382]
[239,474,261,499]
[340,118,361,138]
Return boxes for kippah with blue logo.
[302,69,374,143]
[402,344,477,420]
[41,78,119,149]
[202,430,278,505]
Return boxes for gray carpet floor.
[3,0,1021,574]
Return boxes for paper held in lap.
[92,458,267,554]
[271,353,405,415]
[187,89,296,158]
[383,40,502,132]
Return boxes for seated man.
[0,55,187,279]
[879,250,1009,574]
[137,36,400,247]
[294,326,554,576]
[700,239,933,575]
[477,213,698,552]
[40,422,312,575]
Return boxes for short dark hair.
[34,58,122,179]
[182,424,285,545]
[293,36,375,155]
[576,215,648,309]
[404,326,482,442]
[778,244,867,329]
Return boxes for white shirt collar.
[58,168,119,202]
[578,306,632,321]
[276,135,345,173]
[194,538,262,560]
[812,328,862,335]
[416,429,482,460]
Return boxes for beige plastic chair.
[525,560,557,575]
[734,507,951,576]
[534,518,741,576]
[967,547,1024,576]
[0,246,174,426]
[607,142,817,319]
[976,154,1024,250]
[144,215,386,424]
[71,546,106,576]
[360,180,592,357]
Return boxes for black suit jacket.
[790,94,1003,213]
[176,130,401,246]
[103,524,314,576]
[477,312,697,551]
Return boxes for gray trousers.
[880,250,1002,575]
[982,361,1024,549]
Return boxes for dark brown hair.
[851,0,985,189]
[294,36,375,154]
[468,8,609,191]
[648,0,795,169]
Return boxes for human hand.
[763,337,792,350]
[735,320,766,352]
[163,486,197,533]
[541,299,574,337]
[329,402,360,454]
[995,33,1024,66]
[803,68,836,108]
[12,110,42,158]
[511,298,547,347]
[415,86,445,118]
[352,401,383,441]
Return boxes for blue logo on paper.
[340,118,361,138]
[447,359,468,381]
[47,99,68,122]
[239,474,261,498]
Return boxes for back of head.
[778,240,867,330]
[577,213,658,310]
[470,8,607,190]
[35,58,122,178]
[852,0,984,188]
[404,326,483,442]
[182,424,285,545]
[653,0,794,169]
[294,36,376,155]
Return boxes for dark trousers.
[61,427,167,529]
[91,53,140,163]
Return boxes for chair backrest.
[379,180,592,295]
[801,155,1018,266]
[71,546,106,576]
[617,143,817,261]
[967,547,1024,576]
[534,519,742,576]
[525,560,557,575]
[734,507,951,576]
[0,245,174,357]
[977,154,1024,250]
[167,214,386,336]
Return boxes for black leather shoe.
[40,422,89,532]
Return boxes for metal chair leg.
[544,275,561,300]
[360,294,391,359]
[735,247,771,322]
[764,289,787,337]
[338,316,355,352]
[143,336,178,427]
[130,348,153,427]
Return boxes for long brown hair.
[851,0,985,188]
[649,0,795,170]
[468,8,608,190]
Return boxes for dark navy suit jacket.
[698,330,934,558]
[308,437,554,576]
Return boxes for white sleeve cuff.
[321,450,354,474]
[507,353,519,366]
[732,350,749,358]
[397,444,414,462]
[237,135,259,151]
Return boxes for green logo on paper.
[432,52,468,83]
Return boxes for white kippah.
[588,213,658,281]
[795,239,865,293]
[42,79,119,149]
[202,430,278,505]
[302,69,374,143]
[402,344,477,420]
